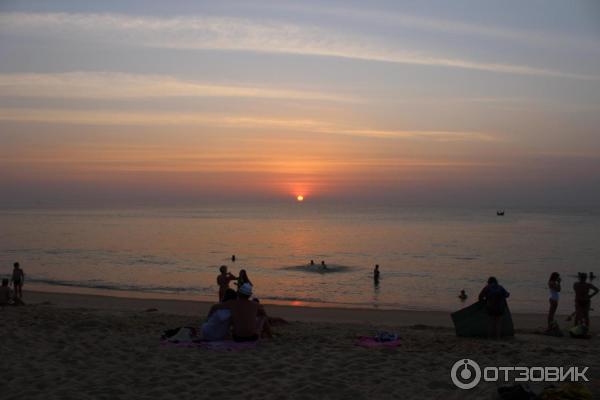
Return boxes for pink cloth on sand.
[355,336,401,348]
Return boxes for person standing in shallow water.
[217,265,237,302]
[373,265,380,285]
[547,272,561,331]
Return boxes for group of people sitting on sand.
[200,265,273,342]
[0,262,25,307]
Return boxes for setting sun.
[296,195,304,202]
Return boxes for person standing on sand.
[478,276,510,339]
[217,265,237,302]
[12,262,24,299]
[373,265,380,284]
[573,272,599,328]
[0,279,12,306]
[547,272,561,331]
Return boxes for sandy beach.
[1,291,598,399]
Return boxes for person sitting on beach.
[547,272,561,331]
[252,298,275,338]
[478,277,510,339]
[202,289,237,341]
[458,289,468,301]
[236,269,252,289]
[217,265,237,302]
[573,272,599,328]
[229,283,269,341]
[0,278,13,306]
[12,262,24,299]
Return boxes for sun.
[296,195,304,202]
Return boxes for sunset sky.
[1,0,599,207]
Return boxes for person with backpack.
[478,276,510,339]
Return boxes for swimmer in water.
[321,261,327,269]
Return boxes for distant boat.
[497,210,505,216]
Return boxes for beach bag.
[568,325,589,339]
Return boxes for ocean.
[1,205,598,313]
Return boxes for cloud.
[0,12,597,81]
[275,4,600,52]
[0,72,356,103]
[0,107,498,142]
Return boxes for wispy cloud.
[0,72,356,103]
[0,107,498,143]
[0,12,596,81]
[274,4,600,52]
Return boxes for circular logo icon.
[451,359,481,390]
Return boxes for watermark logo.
[451,359,481,389]
[451,359,589,390]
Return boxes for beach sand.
[1,291,598,399]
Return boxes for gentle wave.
[281,264,354,273]
[27,277,212,295]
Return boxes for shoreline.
[22,289,598,330]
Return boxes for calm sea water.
[1,205,599,313]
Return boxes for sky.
[1,0,599,207]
